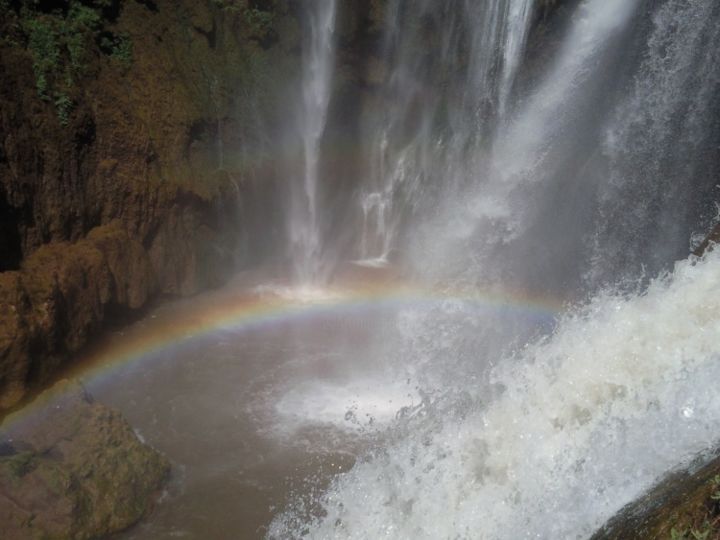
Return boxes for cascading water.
[271,0,720,538]
[403,0,645,290]
[289,0,338,283]
[357,0,535,265]
[271,250,720,539]
[589,0,720,286]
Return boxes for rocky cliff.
[0,0,301,410]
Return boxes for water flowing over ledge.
[270,247,720,539]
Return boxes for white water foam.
[274,378,420,435]
[270,249,720,538]
[253,283,343,304]
[351,258,390,269]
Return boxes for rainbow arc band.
[1,282,563,429]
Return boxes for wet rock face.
[0,223,154,409]
[0,0,301,409]
[592,452,720,540]
[0,380,169,540]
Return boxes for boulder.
[0,380,169,540]
[592,452,720,540]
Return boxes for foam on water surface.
[274,378,420,435]
[270,250,720,539]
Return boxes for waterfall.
[357,0,536,264]
[272,0,720,537]
[589,0,720,286]
[400,0,645,292]
[289,0,338,284]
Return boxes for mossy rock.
[0,380,170,540]
[592,451,720,540]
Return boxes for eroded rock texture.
[0,0,300,409]
[0,379,170,539]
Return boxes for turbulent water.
[270,0,720,538]
[271,249,720,539]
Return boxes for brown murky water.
[63,270,414,539]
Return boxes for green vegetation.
[25,17,60,99]
[211,0,242,13]
[711,474,720,500]
[211,0,275,36]
[244,6,274,35]
[3,451,36,478]
[1,0,133,125]
[670,525,716,540]
[667,475,720,540]
[54,91,73,125]
[100,31,132,66]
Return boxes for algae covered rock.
[0,380,169,540]
[592,451,720,540]
[0,223,154,410]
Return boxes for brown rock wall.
[0,0,302,409]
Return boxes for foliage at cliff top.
[211,0,276,39]
[0,0,132,125]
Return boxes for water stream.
[289,0,338,284]
[357,0,535,265]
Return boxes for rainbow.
[2,279,565,427]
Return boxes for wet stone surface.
[0,380,169,540]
